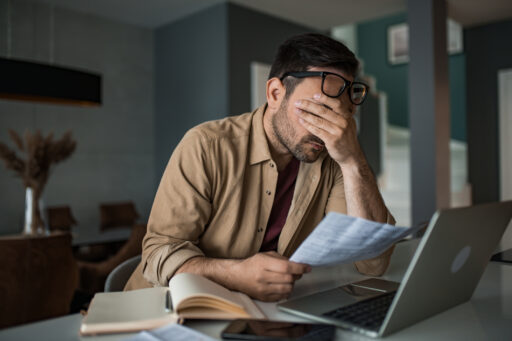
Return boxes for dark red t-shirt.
[259,158,300,252]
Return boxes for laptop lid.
[380,200,512,336]
[278,201,512,337]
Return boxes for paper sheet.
[290,212,423,266]
[124,324,216,341]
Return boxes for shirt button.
[265,190,271,195]
[269,163,275,168]
[257,228,263,232]
[313,176,318,181]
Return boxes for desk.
[72,227,132,247]
[1,239,511,341]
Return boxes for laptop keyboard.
[322,291,396,331]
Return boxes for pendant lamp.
[0,57,102,106]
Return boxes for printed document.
[125,323,216,341]
[290,212,423,266]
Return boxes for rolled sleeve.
[386,210,396,226]
[325,160,347,215]
[142,130,213,286]
[143,241,204,286]
[325,159,397,276]
[354,210,396,276]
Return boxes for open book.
[80,273,266,335]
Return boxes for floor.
[378,126,471,227]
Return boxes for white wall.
[0,0,154,235]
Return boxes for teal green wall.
[357,13,466,141]
[449,53,466,142]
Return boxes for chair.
[104,255,142,292]
[0,232,78,328]
[46,205,78,232]
[99,201,139,231]
[77,223,146,294]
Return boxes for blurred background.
[0,0,511,327]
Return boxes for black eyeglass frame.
[280,71,369,105]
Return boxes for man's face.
[271,66,355,163]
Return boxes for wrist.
[338,157,369,178]
[204,258,243,291]
[175,257,243,291]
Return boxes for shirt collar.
[249,104,272,165]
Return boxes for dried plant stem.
[0,129,76,234]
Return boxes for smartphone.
[221,319,336,341]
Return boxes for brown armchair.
[46,205,78,232]
[77,223,146,295]
[0,232,78,328]
[99,201,139,231]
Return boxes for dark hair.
[268,33,359,97]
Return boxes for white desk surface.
[1,239,511,341]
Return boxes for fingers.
[313,92,355,118]
[267,283,293,294]
[293,96,352,142]
[262,252,311,274]
[263,255,311,275]
[238,253,312,302]
[296,114,333,143]
[262,270,303,284]
[294,98,346,125]
[262,270,295,284]
[294,108,340,136]
[261,283,294,302]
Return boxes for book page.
[233,291,266,319]
[290,212,424,266]
[169,273,245,311]
[84,287,169,324]
[80,287,179,335]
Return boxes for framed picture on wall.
[387,19,463,65]
[447,19,463,54]
[388,23,409,65]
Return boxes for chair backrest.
[46,205,77,231]
[99,201,139,231]
[78,224,146,294]
[104,255,142,292]
[0,232,78,328]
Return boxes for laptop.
[278,201,512,337]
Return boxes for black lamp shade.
[0,57,101,106]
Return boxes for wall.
[227,3,312,115]
[154,3,314,178]
[154,4,229,180]
[465,19,512,203]
[357,12,467,142]
[0,0,154,235]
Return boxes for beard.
[271,98,324,163]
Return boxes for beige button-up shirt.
[126,105,394,289]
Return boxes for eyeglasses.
[280,71,369,105]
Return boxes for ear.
[266,77,285,112]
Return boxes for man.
[125,33,395,302]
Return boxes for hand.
[294,93,364,167]
[231,251,311,302]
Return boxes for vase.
[23,187,46,235]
